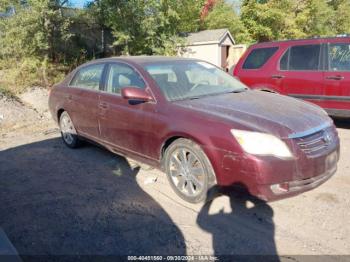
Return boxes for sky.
[69,0,90,8]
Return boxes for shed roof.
[185,28,235,46]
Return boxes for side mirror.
[121,87,153,102]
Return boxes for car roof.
[84,56,200,66]
[249,36,350,48]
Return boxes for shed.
[179,28,235,70]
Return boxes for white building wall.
[228,44,247,73]
[179,44,221,67]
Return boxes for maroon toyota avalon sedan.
[49,56,340,203]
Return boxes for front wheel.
[164,139,216,203]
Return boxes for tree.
[176,0,204,33]
[240,0,305,42]
[0,0,73,61]
[87,0,183,55]
[240,0,350,42]
[329,0,350,34]
[203,0,252,43]
[0,0,73,89]
[294,0,334,37]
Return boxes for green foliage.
[0,57,68,94]
[331,0,350,34]
[0,0,73,61]
[1,0,350,97]
[203,0,252,43]
[0,0,74,93]
[241,0,350,42]
[0,85,17,100]
[295,0,334,37]
[241,0,302,42]
[175,0,205,33]
[88,0,184,55]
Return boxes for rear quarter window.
[242,47,278,69]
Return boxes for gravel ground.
[0,89,349,259]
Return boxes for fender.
[160,131,209,161]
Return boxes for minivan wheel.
[59,111,80,148]
[164,138,216,203]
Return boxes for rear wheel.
[164,138,216,203]
[59,111,81,148]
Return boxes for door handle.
[99,102,109,109]
[326,75,344,81]
[271,75,285,79]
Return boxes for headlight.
[231,129,293,158]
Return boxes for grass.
[0,85,18,100]
[0,59,68,99]
[0,49,90,100]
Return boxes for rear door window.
[242,47,278,69]
[328,43,350,71]
[70,64,105,90]
[287,45,321,71]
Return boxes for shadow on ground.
[197,185,278,260]
[0,138,185,256]
[1,137,281,259]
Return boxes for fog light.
[270,182,289,194]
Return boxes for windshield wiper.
[171,89,248,102]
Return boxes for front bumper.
[256,160,337,201]
[211,142,340,202]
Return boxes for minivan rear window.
[242,47,278,69]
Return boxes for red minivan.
[234,36,350,118]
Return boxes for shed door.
[221,46,230,71]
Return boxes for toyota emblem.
[322,132,332,144]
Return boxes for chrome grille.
[295,128,335,156]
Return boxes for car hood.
[173,90,332,138]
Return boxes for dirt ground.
[0,88,350,258]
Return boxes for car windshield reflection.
[144,61,248,101]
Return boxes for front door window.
[106,63,146,94]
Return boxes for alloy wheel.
[60,113,76,145]
[169,148,205,197]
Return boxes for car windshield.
[143,60,247,101]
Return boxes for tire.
[59,111,81,148]
[164,138,216,203]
